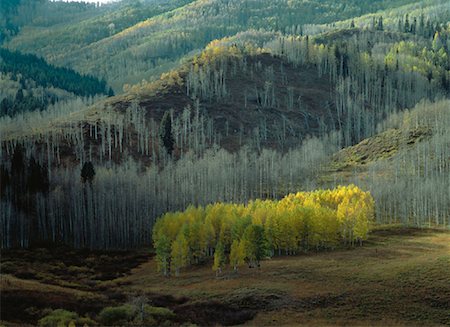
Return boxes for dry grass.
[1,227,449,326]
[118,227,450,326]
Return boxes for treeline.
[152,185,374,276]
[0,48,112,99]
[0,132,338,249]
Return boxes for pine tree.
[0,164,10,197]
[27,157,49,194]
[81,161,95,184]
[159,111,175,156]
[377,16,383,31]
[419,13,425,36]
[404,14,410,33]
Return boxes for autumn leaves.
[153,185,374,276]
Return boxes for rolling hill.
[5,0,422,91]
[1,1,450,326]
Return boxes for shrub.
[38,309,95,327]
[144,305,175,322]
[98,305,134,326]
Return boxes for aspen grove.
[152,185,374,276]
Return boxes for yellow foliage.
[153,185,374,274]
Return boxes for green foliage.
[229,239,246,272]
[144,306,176,323]
[154,233,171,276]
[0,48,110,98]
[38,309,95,327]
[5,0,421,89]
[212,242,226,274]
[98,304,174,326]
[153,186,374,275]
[98,305,134,326]
[241,224,267,267]
[170,231,189,276]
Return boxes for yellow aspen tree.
[171,232,189,276]
[213,242,226,276]
[229,239,246,272]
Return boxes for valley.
[1,0,449,326]
[2,227,449,326]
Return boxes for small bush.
[38,309,95,327]
[145,305,175,322]
[98,305,134,326]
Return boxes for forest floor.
[1,226,449,326]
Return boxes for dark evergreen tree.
[0,165,10,197]
[377,16,384,31]
[81,161,96,184]
[0,48,109,98]
[11,145,26,177]
[27,157,49,194]
[16,89,24,102]
[159,111,175,156]
[404,14,410,33]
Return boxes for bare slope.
[102,51,336,152]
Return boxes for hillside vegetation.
[1,1,450,326]
[1,0,449,249]
[326,99,450,227]
[5,0,422,91]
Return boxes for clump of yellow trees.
[152,185,374,276]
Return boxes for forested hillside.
[5,0,422,91]
[1,1,450,326]
[1,0,449,249]
[0,48,112,117]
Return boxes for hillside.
[0,48,111,117]
[1,13,449,249]
[323,99,450,227]
[1,1,450,326]
[5,0,421,91]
